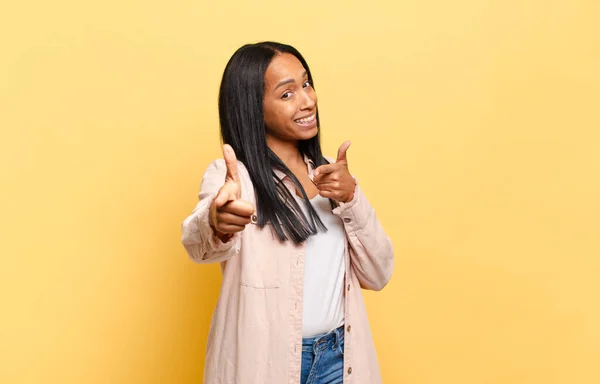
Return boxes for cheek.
[263,102,277,125]
[264,105,289,131]
[265,101,297,129]
[274,105,294,122]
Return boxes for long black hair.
[218,41,329,243]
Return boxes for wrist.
[343,179,357,202]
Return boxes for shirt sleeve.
[333,183,395,291]
[181,159,241,263]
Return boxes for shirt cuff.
[332,182,366,233]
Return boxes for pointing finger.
[313,164,337,178]
[220,199,255,217]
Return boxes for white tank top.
[296,194,346,338]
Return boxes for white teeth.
[295,114,315,124]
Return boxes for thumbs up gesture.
[313,141,356,203]
[209,144,255,241]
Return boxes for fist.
[313,141,356,203]
[209,145,255,240]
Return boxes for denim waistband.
[302,325,345,353]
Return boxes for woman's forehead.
[265,53,307,87]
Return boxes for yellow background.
[1,0,599,383]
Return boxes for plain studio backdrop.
[1,0,599,383]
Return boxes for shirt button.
[343,218,352,223]
[251,214,258,224]
[347,284,351,291]
[347,325,351,332]
[348,367,352,374]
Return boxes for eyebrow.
[274,71,308,91]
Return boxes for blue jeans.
[300,325,345,384]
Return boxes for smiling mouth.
[294,114,316,125]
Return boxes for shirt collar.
[272,154,316,182]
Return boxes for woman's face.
[263,53,318,147]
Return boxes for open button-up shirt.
[181,156,394,384]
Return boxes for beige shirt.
[181,156,394,384]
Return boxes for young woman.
[181,42,394,384]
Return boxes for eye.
[303,80,312,88]
[281,91,293,100]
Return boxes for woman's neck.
[267,139,304,169]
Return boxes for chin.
[299,127,319,141]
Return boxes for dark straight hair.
[218,41,329,243]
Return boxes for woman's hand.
[209,145,255,242]
[313,141,356,203]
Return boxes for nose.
[299,88,316,110]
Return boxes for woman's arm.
[181,159,242,263]
[333,184,394,291]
